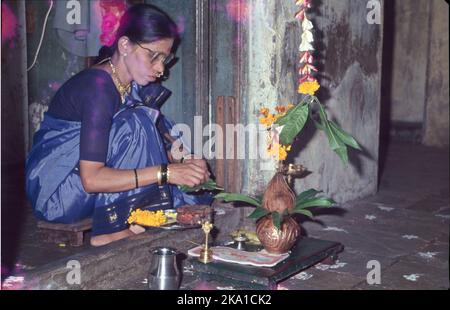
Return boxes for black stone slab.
[190,237,344,289]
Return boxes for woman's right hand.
[168,162,210,187]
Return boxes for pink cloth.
[188,245,289,267]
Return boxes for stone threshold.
[21,204,241,289]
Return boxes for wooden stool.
[37,218,92,247]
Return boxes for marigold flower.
[273,113,286,123]
[259,114,276,127]
[298,80,320,95]
[267,143,291,161]
[278,145,288,161]
[127,209,166,226]
[259,107,269,117]
[275,105,287,114]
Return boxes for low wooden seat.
[37,218,92,247]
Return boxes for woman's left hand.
[184,158,210,178]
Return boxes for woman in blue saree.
[26,4,212,246]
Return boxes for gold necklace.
[108,59,131,103]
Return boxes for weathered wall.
[390,0,430,124]
[241,0,383,203]
[388,0,449,146]
[422,0,449,147]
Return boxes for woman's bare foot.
[90,228,135,247]
[129,224,146,234]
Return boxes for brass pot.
[256,215,300,254]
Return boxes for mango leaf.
[329,121,362,151]
[275,101,306,126]
[313,119,325,131]
[291,209,314,219]
[334,145,349,166]
[295,197,336,209]
[276,103,310,145]
[214,192,262,208]
[310,102,324,131]
[247,207,269,221]
[318,104,349,165]
[179,179,224,192]
[271,211,281,231]
[296,188,322,204]
[318,105,341,150]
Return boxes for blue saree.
[26,82,213,236]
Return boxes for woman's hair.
[96,4,178,63]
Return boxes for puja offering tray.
[131,205,211,231]
[189,237,344,289]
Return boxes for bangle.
[157,169,162,185]
[157,164,168,185]
[134,169,139,188]
[167,165,171,184]
[160,164,168,185]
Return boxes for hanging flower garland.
[99,0,127,46]
[295,0,320,96]
[258,0,361,165]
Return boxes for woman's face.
[126,38,174,86]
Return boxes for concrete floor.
[126,141,450,290]
[2,141,449,289]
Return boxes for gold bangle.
[167,166,170,184]
[157,168,162,185]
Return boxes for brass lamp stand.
[198,221,213,264]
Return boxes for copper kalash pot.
[256,172,301,254]
[256,215,300,254]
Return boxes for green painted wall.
[26,0,85,146]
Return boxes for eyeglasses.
[134,41,174,66]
